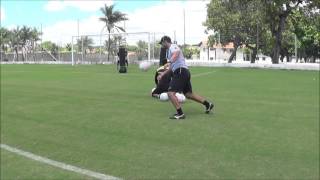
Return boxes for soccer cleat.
[169,113,186,120]
[205,103,214,114]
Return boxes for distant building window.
[262,57,266,61]
[209,48,215,51]
[210,57,214,60]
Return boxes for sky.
[1,0,210,46]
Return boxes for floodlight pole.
[295,34,297,62]
[153,32,155,60]
[71,36,74,66]
[100,26,106,61]
[148,33,151,61]
[183,8,186,47]
[81,36,84,63]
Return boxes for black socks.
[177,108,183,115]
[203,100,210,108]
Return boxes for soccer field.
[1,64,319,179]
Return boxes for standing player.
[157,36,214,119]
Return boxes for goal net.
[71,32,164,66]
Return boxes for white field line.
[0,144,121,180]
[192,71,216,78]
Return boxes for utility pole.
[295,34,297,63]
[183,8,186,47]
[153,32,155,60]
[40,23,43,61]
[77,19,80,62]
[40,23,43,46]
[77,19,79,38]
[257,23,259,49]
[256,22,259,62]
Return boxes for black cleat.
[205,103,214,114]
[169,113,186,120]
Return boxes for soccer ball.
[159,93,168,101]
[159,93,169,101]
[159,92,186,102]
[175,93,186,103]
[139,61,152,71]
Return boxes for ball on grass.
[159,93,169,101]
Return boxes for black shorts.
[168,67,192,94]
[152,82,169,94]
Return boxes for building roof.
[199,38,234,49]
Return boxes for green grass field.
[1,64,319,179]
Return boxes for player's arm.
[157,67,171,82]
[169,51,179,63]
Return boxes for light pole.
[99,26,107,61]
[183,8,186,47]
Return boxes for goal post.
[71,32,164,66]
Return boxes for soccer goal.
[71,32,165,66]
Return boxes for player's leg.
[168,69,186,119]
[183,70,214,114]
[185,92,214,113]
[185,92,205,103]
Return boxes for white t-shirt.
[167,44,188,72]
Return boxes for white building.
[198,38,272,64]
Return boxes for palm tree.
[77,36,94,56]
[137,40,148,60]
[99,4,128,61]
[20,26,32,61]
[65,43,72,52]
[30,28,41,61]
[10,27,22,61]
[0,27,10,52]
[0,27,11,61]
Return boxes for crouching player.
[151,64,186,103]
[151,64,171,98]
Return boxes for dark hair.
[159,36,171,44]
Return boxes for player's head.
[159,36,171,48]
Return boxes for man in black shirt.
[151,65,172,98]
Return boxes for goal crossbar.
[71,32,152,66]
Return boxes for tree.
[77,36,94,55]
[20,25,33,61]
[137,40,148,60]
[204,0,264,63]
[104,36,120,60]
[0,27,11,61]
[30,28,41,61]
[99,4,128,62]
[65,43,72,52]
[183,46,200,59]
[0,27,10,52]
[204,0,318,64]
[263,0,305,64]
[153,41,162,60]
[41,41,59,60]
[291,6,320,62]
[10,27,22,61]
